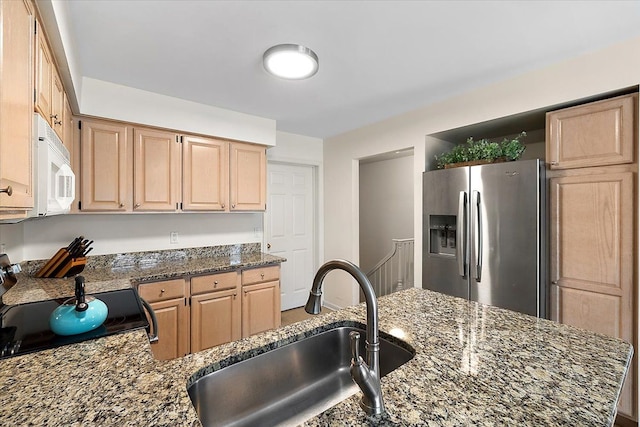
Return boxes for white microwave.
[30,113,75,217]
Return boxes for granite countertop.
[3,251,285,305]
[0,288,631,426]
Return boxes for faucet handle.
[349,331,364,366]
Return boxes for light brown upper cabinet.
[546,94,635,169]
[229,141,267,211]
[0,0,35,218]
[182,135,228,211]
[133,128,181,212]
[80,118,132,211]
[34,20,53,125]
[62,95,73,156]
[34,17,71,147]
[50,67,65,139]
[77,116,267,213]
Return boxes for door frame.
[264,159,322,310]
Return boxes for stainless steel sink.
[187,323,414,427]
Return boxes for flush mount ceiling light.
[263,44,319,80]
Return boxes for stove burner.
[0,288,149,359]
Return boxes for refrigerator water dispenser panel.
[429,215,456,256]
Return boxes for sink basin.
[187,323,414,427]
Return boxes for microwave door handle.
[457,191,467,277]
[474,190,483,282]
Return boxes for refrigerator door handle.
[474,190,483,282]
[457,191,467,277]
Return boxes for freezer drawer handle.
[474,190,483,282]
[457,191,467,277]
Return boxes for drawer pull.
[160,289,165,293]
[0,186,12,196]
[214,281,219,287]
[261,273,265,279]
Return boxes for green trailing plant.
[435,131,527,169]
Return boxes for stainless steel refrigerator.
[422,159,546,317]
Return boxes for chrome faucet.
[305,259,384,415]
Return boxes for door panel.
[266,163,315,310]
[422,167,469,300]
[133,128,180,211]
[191,290,240,352]
[182,136,227,211]
[80,119,130,211]
[469,160,543,317]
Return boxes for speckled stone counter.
[0,288,631,426]
[3,247,285,305]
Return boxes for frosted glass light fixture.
[263,44,319,79]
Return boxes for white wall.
[3,213,263,262]
[359,155,414,273]
[80,78,276,146]
[0,224,25,262]
[322,35,640,309]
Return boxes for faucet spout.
[305,259,384,415]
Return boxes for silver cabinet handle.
[473,190,483,282]
[231,204,236,209]
[50,114,58,120]
[457,191,466,277]
[551,281,558,285]
[0,186,12,196]
[119,202,124,208]
[134,203,141,209]
[221,203,225,209]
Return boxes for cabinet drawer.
[191,271,239,295]
[138,278,186,303]
[242,265,280,286]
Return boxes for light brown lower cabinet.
[550,166,636,419]
[137,278,189,361]
[190,271,241,353]
[138,265,280,360]
[241,265,281,337]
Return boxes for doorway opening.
[359,148,415,299]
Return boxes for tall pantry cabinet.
[547,93,638,421]
[0,0,34,219]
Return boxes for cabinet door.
[34,21,52,124]
[0,0,34,214]
[229,142,266,211]
[133,128,180,211]
[242,280,280,338]
[546,94,635,169]
[182,135,228,211]
[147,298,190,360]
[50,68,65,139]
[138,279,189,360]
[550,169,634,416]
[62,95,73,156]
[80,118,131,211]
[191,289,241,352]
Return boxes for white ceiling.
[62,0,640,139]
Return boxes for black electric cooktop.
[0,288,149,359]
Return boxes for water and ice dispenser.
[428,215,456,256]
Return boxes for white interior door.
[266,163,315,311]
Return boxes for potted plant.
[435,131,527,169]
